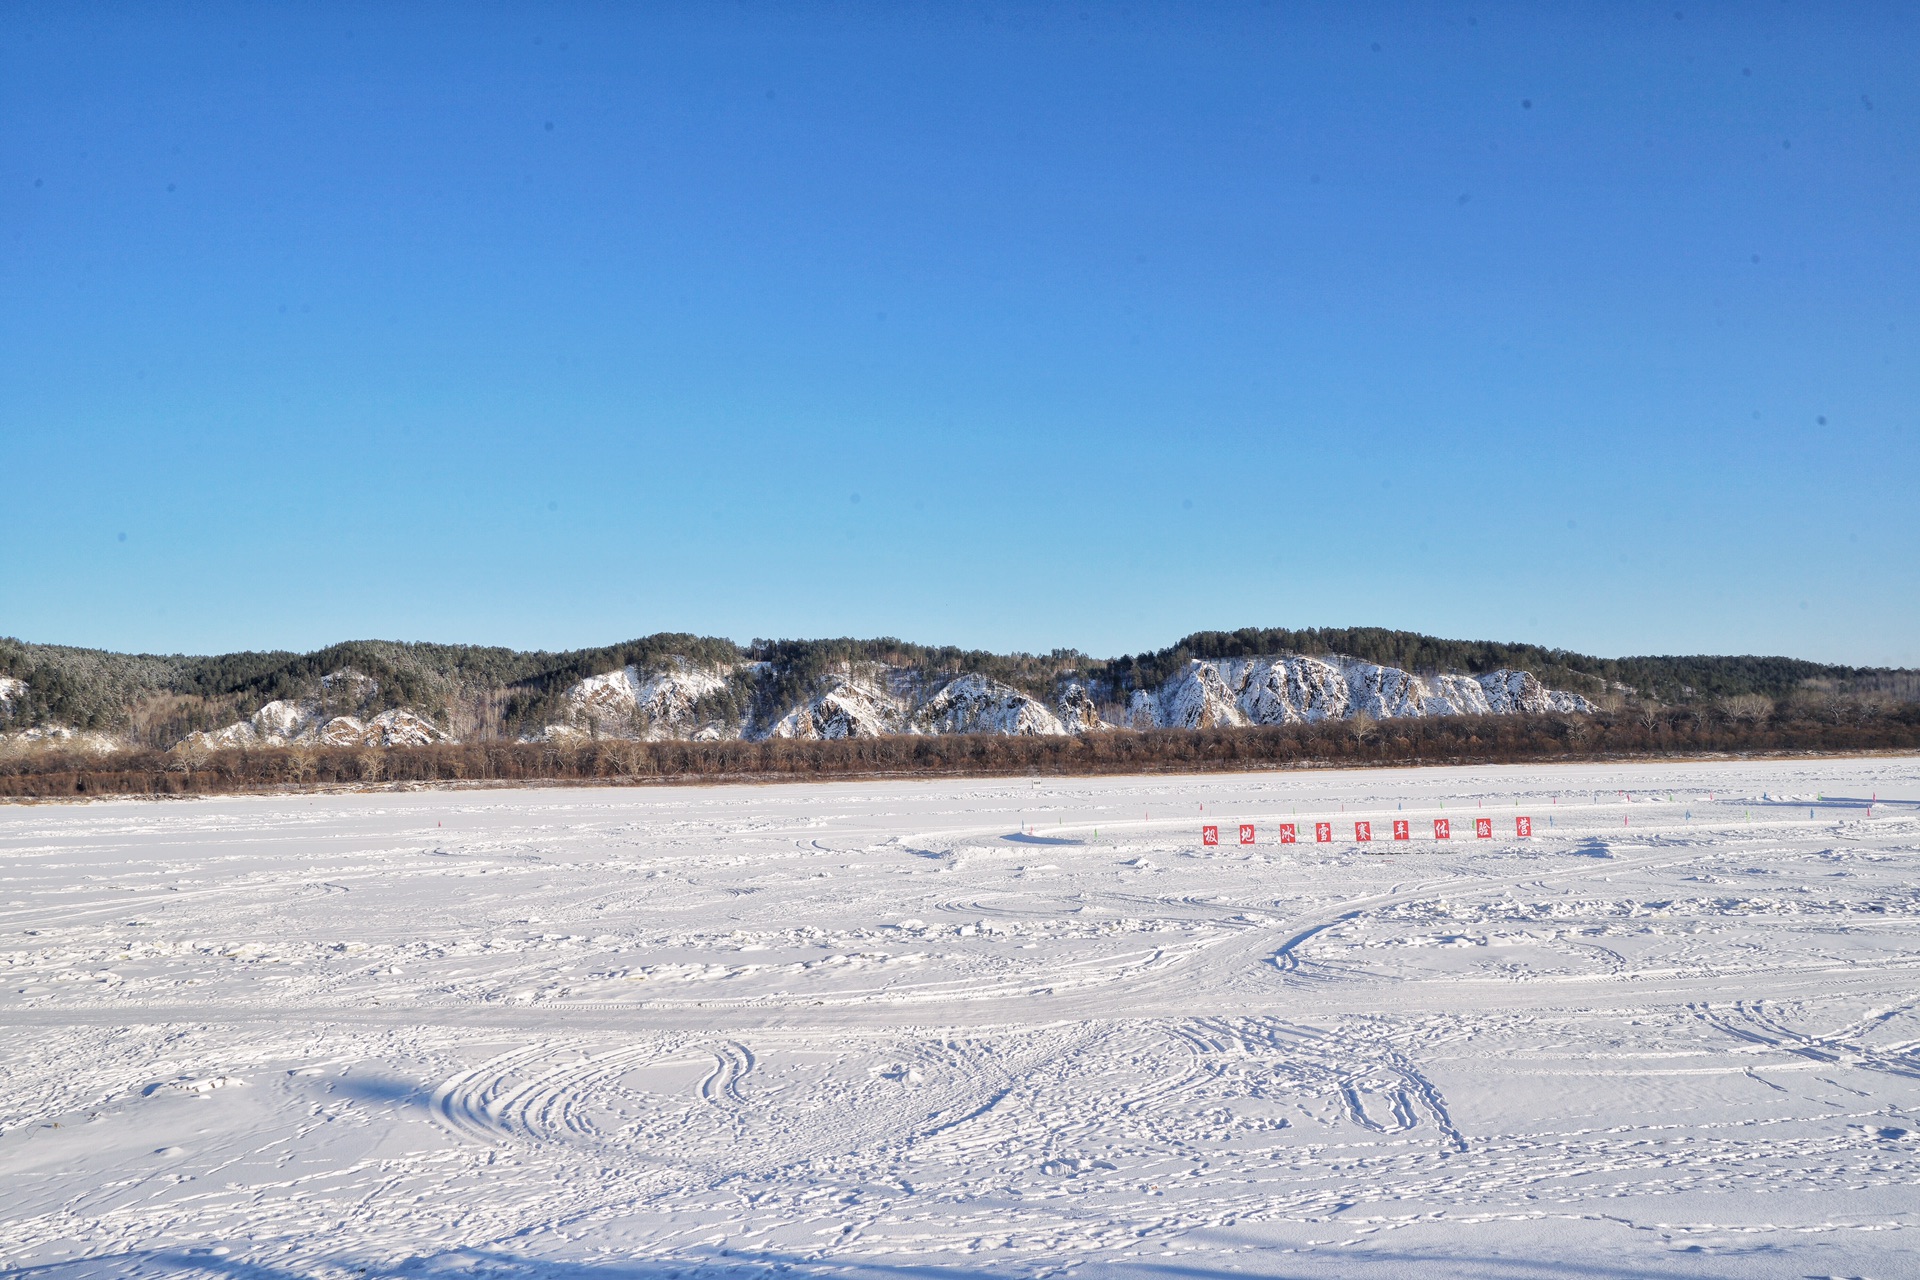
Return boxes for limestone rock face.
[1125,656,1594,730]
[159,649,1594,753]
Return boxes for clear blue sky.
[4,3,1915,666]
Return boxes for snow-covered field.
[4,757,1919,1280]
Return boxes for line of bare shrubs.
[3,700,1917,800]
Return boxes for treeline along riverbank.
[4,702,1917,799]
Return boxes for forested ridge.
[1,628,1912,746]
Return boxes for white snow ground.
[3,757,1918,1280]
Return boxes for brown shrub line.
[3,706,1917,800]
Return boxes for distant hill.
[0,628,1911,753]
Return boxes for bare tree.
[287,748,316,785]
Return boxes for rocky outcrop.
[764,671,909,740]
[150,650,1593,752]
[181,671,452,750]
[1124,656,1595,730]
[532,660,737,741]
[913,674,1067,737]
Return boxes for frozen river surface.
[3,757,1919,1279]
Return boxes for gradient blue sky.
[4,2,1915,665]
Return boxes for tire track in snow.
[431,1039,703,1148]
[1692,998,1920,1083]
[698,1040,753,1107]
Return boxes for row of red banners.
[1202,817,1531,846]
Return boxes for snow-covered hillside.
[2,649,1600,753]
[182,670,452,751]
[759,667,1077,741]
[1127,656,1594,730]
[0,723,121,755]
[535,652,1589,746]
[0,678,120,754]
[914,673,1068,737]
[532,659,741,742]
[764,667,912,740]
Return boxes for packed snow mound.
[1129,656,1594,729]
[913,674,1068,737]
[534,660,735,742]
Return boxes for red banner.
[1278,822,1297,844]
[1239,824,1255,845]
[1202,824,1218,846]
[1392,819,1410,840]
[1476,817,1493,838]
[1315,821,1333,843]
[1355,820,1372,842]
[1516,816,1533,837]
[1434,818,1451,839]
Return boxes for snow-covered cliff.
[181,671,452,750]
[131,649,1598,753]
[1123,656,1594,730]
[532,659,740,742]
